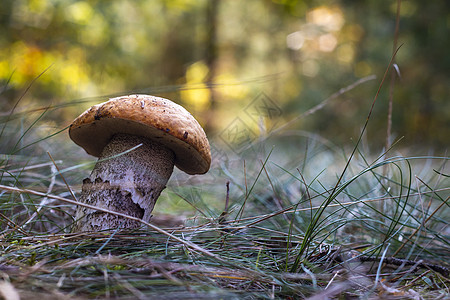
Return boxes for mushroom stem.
[72,133,175,232]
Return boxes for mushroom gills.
[73,133,175,231]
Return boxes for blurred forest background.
[0,0,448,155]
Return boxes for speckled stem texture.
[72,134,175,232]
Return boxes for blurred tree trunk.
[204,0,220,132]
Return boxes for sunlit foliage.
[0,0,448,150]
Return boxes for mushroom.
[69,94,211,232]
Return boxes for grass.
[0,146,448,299]
[0,59,449,299]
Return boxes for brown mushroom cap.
[69,94,211,175]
